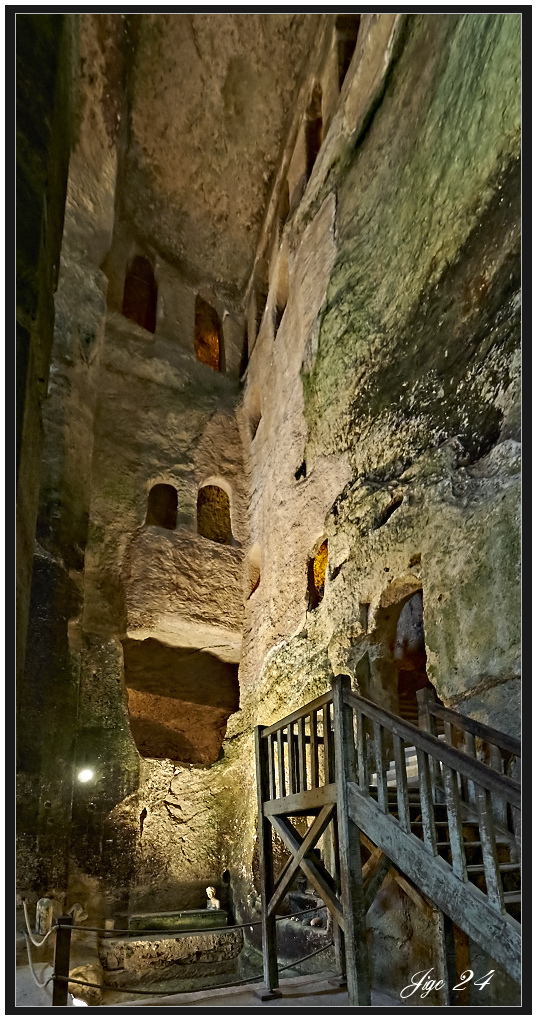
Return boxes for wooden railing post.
[332,675,371,1007]
[330,813,347,986]
[52,915,72,1006]
[417,688,444,802]
[417,687,435,733]
[254,725,281,1000]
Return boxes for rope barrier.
[21,900,58,947]
[23,933,54,995]
[58,903,328,937]
[22,900,333,1003]
[52,939,336,998]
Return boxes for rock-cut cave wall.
[230,11,521,1005]
[17,10,520,1006]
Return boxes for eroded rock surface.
[17,10,521,1009]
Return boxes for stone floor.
[105,971,402,1009]
[16,967,403,1009]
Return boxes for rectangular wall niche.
[122,638,239,764]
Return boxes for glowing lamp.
[77,768,94,783]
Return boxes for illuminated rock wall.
[17,11,520,1006]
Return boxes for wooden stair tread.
[466,862,520,874]
[503,891,521,904]
[410,819,475,829]
[434,840,512,848]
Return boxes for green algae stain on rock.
[302,13,521,477]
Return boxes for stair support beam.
[269,813,344,928]
[348,782,521,983]
[254,725,281,999]
[332,675,371,1007]
[266,804,334,916]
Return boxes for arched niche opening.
[246,544,261,599]
[194,296,223,372]
[197,484,232,545]
[273,256,289,335]
[335,14,361,90]
[372,579,439,724]
[122,255,157,333]
[308,539,328,610]
[145,483,178,530]
[305,83,323,179]
[393,591,437,725]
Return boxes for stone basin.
[129,908,228,933]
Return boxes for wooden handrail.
[426,701,520,757]
[254,677,521,1005]
[344,689,520,807]
[261,691,332,737]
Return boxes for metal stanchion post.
[52,914,72,1006]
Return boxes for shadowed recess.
[122,255,157,333]
[145,483,178,530]
[308,539,328,610]
[305,82,323,179]
[336,14,361,89]
[194,295,222,372]
[197,485,232,544]
[122,638,239,764]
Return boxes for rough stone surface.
[16,11,521,1010]
[99,928,243,987]
[122,638,239,763]
[120,13,322,300]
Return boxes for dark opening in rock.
[305,83,323,179]
[335,14,361,89]
[359,602,370,631]
[122,255,157,333]
[146,484,178,530]
[122,638,239,764]
[197,485,232,544]
[248,387,262,440]
[247,545,261,599]
[251,257,270,339]
[239,321,249,377]
[308,539,328,610]
[277,180,290,234]
[374,495,403,530]
[194,295,223,372]
[273,256,289,335]
[393,591,438,725]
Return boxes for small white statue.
[35,897,54,935]
[206,886,220,910]
[67,902,88,925]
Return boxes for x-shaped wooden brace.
[266,804,344,928]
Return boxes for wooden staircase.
[254,677,521,1006]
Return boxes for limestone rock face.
[17,13,520,1007]
[121,13,322,300]
[122,639,239,763]
[124,529,243,659]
